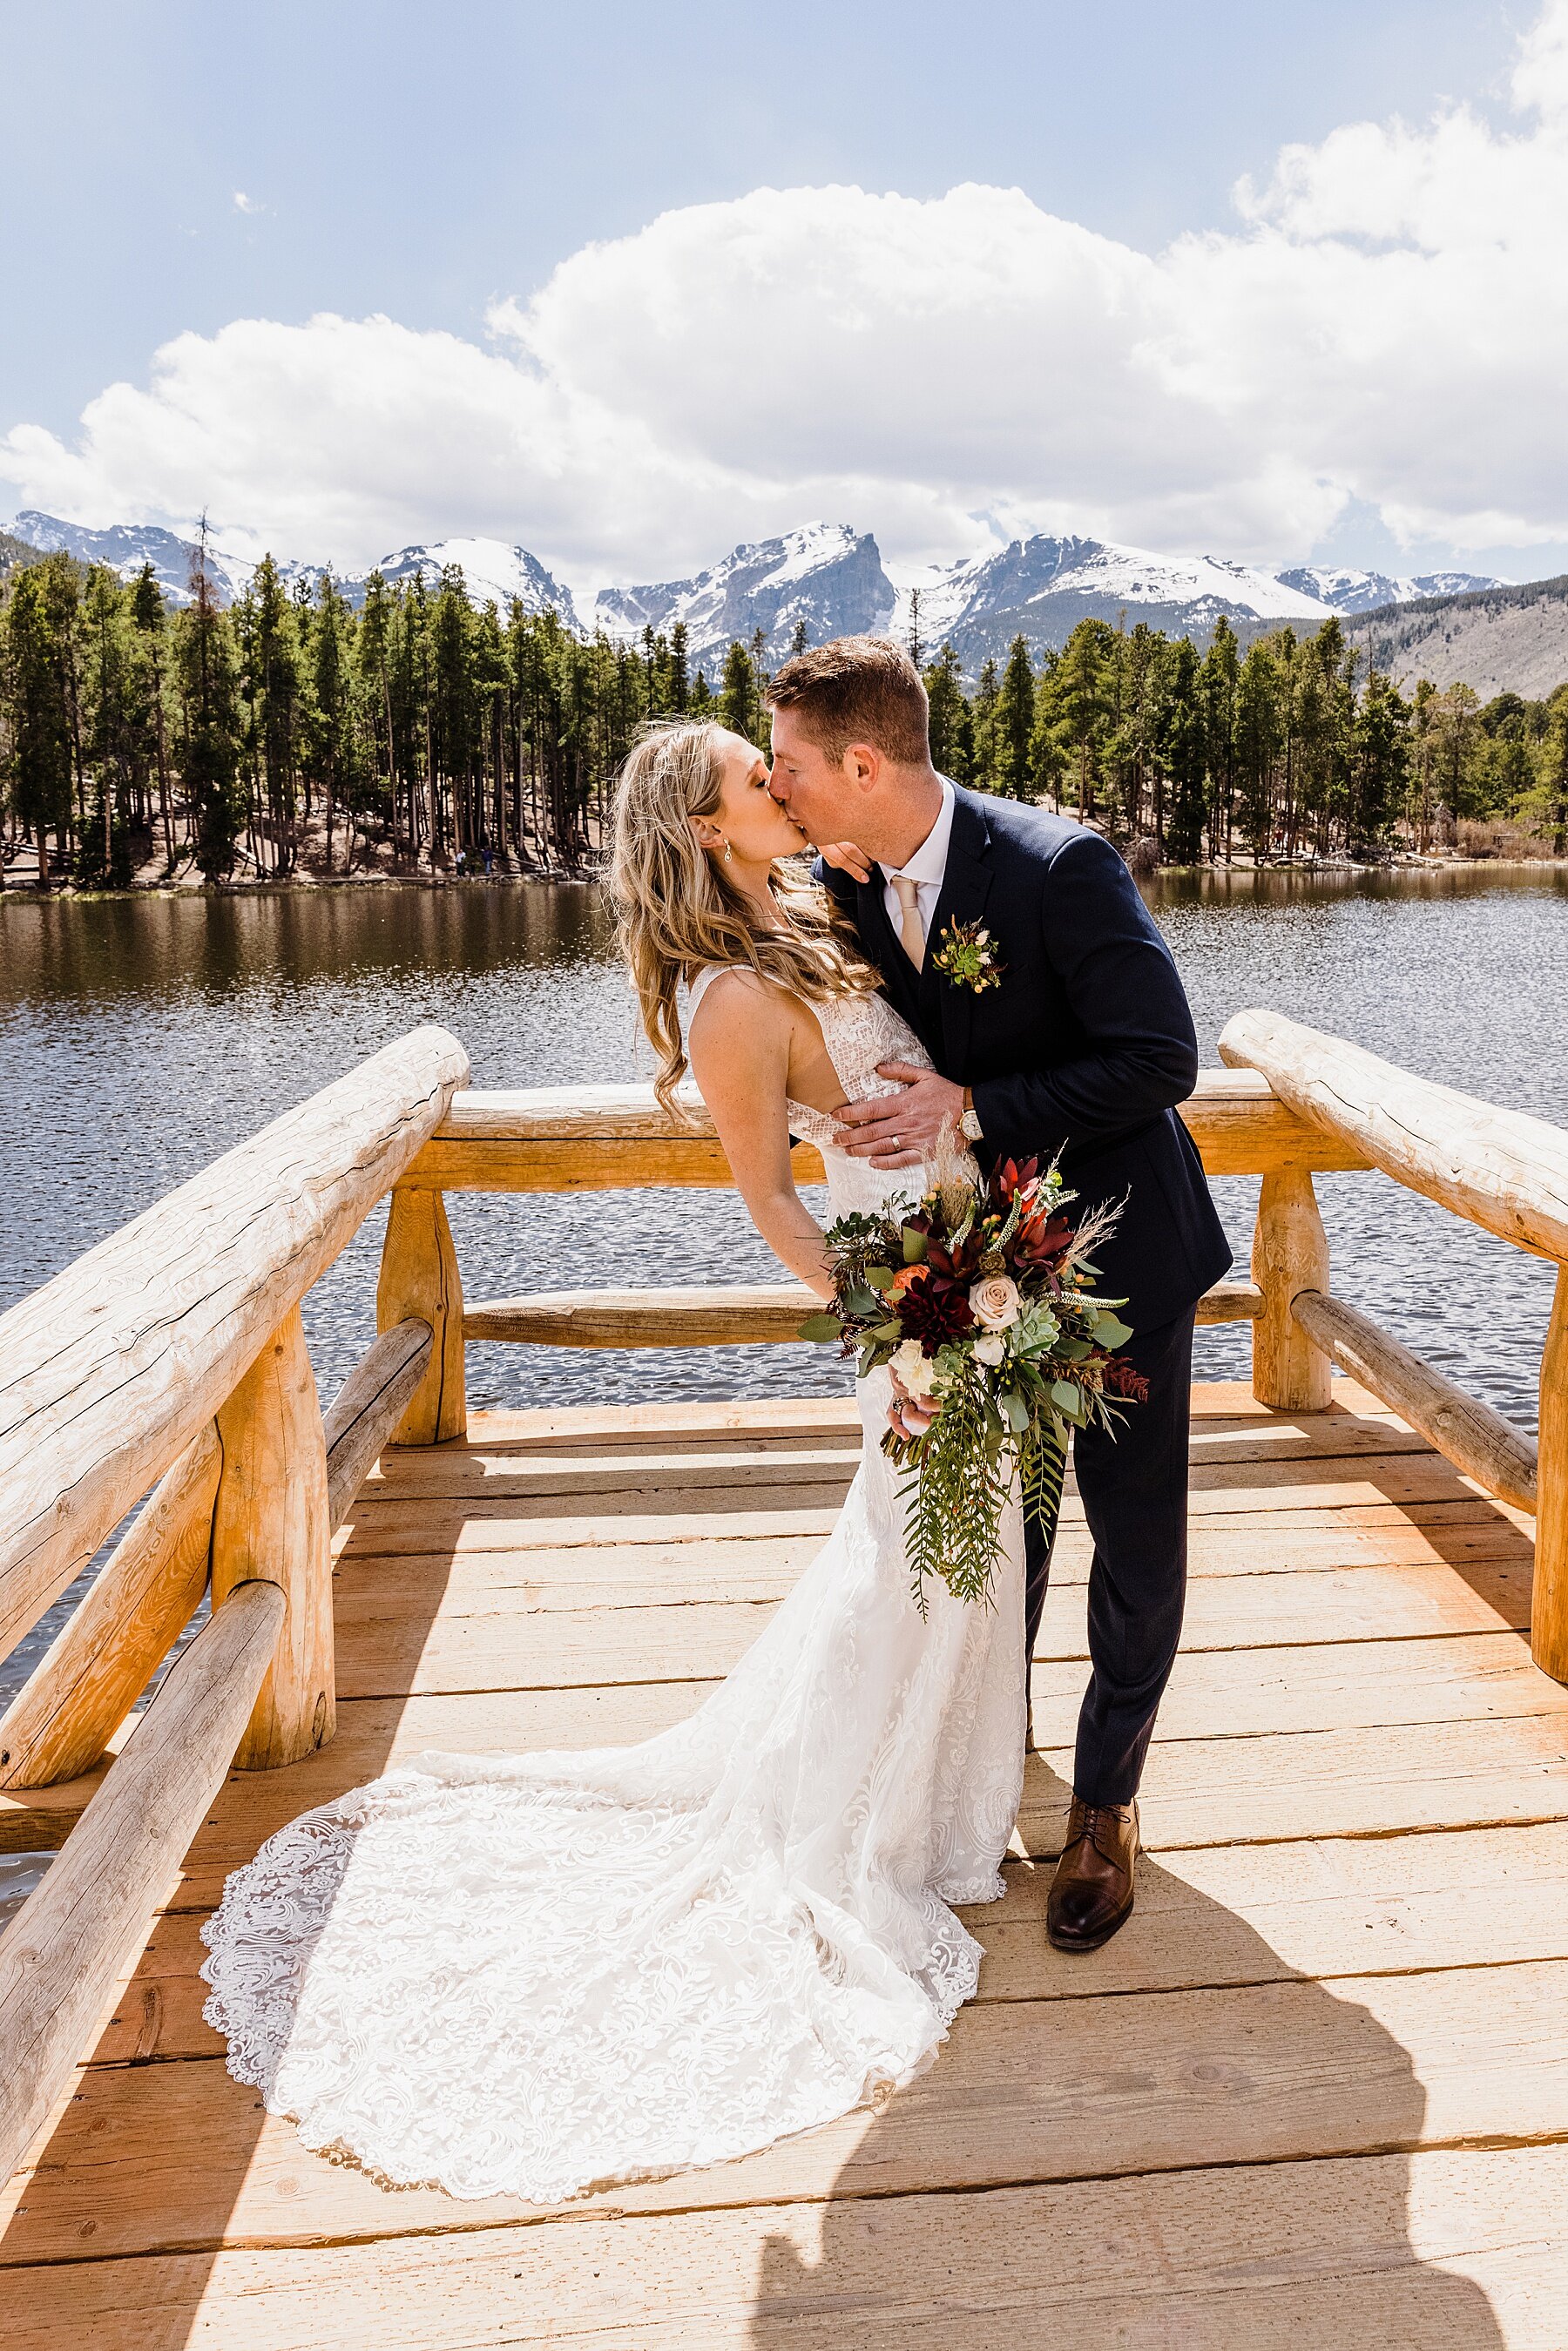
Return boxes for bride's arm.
[687,973,833,1301]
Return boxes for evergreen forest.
[2,545,1565,888]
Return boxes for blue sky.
[3,1,1563,586]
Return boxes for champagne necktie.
[891,875,925,971]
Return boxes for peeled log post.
[0,1577,284,2189]
[213,1309,334,1770]
[0,1425,222,1792]
[1251,1169,1332,1411]
[1535,1269,1568,1684]
[0,1025,469,1671]
[323,1317,433,1526]
[1291,1289,1538,1515]
[377,1188,465,1444]
[1219,1009,1568,1262]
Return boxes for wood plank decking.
[3,1377,1567,2348]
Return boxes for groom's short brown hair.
[766,636,930,767]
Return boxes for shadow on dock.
[750,1778,1511,2346]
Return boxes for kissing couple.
[200,634,1231,2205]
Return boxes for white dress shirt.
[878,776,955,955]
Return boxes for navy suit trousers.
[1024,1306,1195,1807]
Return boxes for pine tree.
[923,644,969,779]
[1200,617,1240,859]
[1349,669,1409,856]
[995,636,1037,800]
[177,540,243,879]
[81,565,136,886]
[128,564,177,870]
[3,554,77,882]
[720,640,760,740]
[1161,639,1207,862]
[306,575,354,870]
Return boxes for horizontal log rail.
[464,1278,1266,1351]
[1219,1009,1568,1261]
[402,1069,1371,1195]
[0,1429,222,1793]
[0,1577,285,2186]
[324,1317,434,1527]
[1290,1289,1538,1515]
[0,1024,470,1671]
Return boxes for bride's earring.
[721,838,733,864]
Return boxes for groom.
[766,635,1231,1953]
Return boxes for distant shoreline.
[5,849,1565,904]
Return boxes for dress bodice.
[686,964,932,1151]
[685,966,976,1216]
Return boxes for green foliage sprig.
[801,1145,1146,1613]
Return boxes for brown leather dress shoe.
[1046,1796,1139,1952]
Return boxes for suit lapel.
[921,787,996,1074]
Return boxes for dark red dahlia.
[897,1269,976,1355]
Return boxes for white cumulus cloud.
[6,0,1568,584]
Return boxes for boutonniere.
[931,918,1004,993]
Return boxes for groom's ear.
[843,743,881,793]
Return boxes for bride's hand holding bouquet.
[801,1136,1148,1611]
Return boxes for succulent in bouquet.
[799,1140,1147,1611]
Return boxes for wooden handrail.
[0,1427,221,1792]
[0,1578,285,2185]
[1291,1289,1538,1513]
[0,1024,470,1670]
[463,1278,1265,1349]
[325,1317,435,1523]
[1220,1009,1568,1261]
[401,1069,1370,1193]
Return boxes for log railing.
[388,1040,1558,1683]
[2,1009,1564,2189]
[0,1026,469,2179]
[1218,1010,1565,1676]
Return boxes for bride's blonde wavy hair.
[609,719,878,1117]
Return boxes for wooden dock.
[4,1371,1567,2347]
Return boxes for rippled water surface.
[2,866,1565,1916]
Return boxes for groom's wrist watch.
[959,1087,983,1143]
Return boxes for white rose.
[970,1274,1022,1330]
[973,1329,1007,1368]
[891,1337,937,1398]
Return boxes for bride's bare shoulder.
[688,965,793,1039]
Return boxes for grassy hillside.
[1344,573,1568,699]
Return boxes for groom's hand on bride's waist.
[835,1064,965,1168]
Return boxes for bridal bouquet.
[799,1144,1146,1612]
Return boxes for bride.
[200,719,1026,2206]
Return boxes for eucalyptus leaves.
[801,1148,1146,1611]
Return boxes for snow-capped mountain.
[8,512,253,604]
[593,524,893,669]
[5,509,1514,672]
[3,516,579,623]
[352,538,578,623]
[1277,564,1503,616]
[892,535,1341,672]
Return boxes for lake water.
[3,866,1565,1922]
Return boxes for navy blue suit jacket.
[819,785,1231,1330]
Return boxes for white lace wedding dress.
[200,976,1027,2204]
